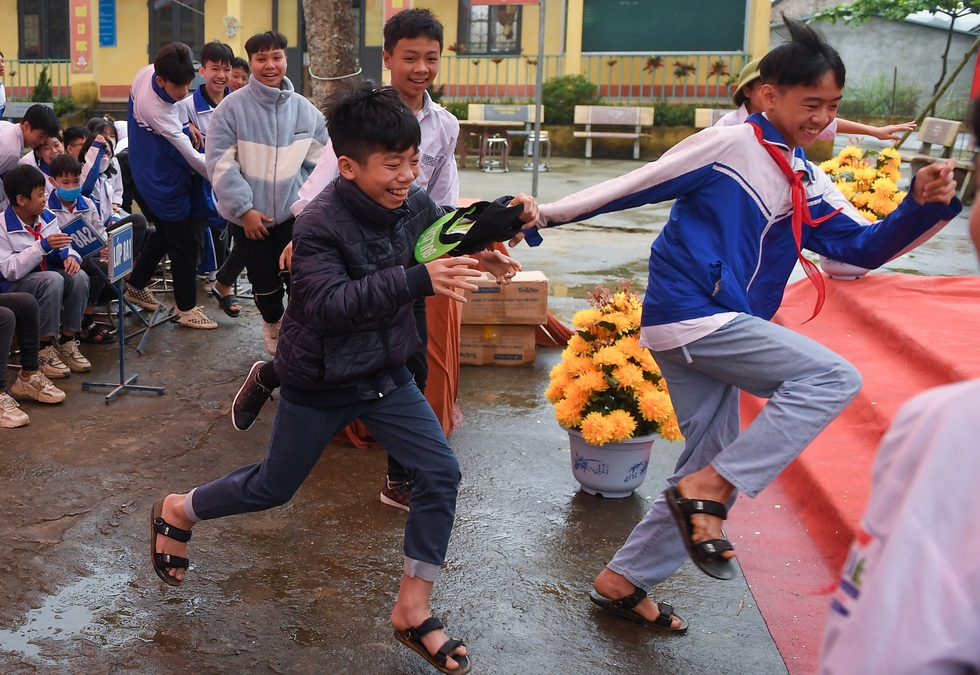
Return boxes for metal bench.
[573,105,655,159]
[902,117,976,204]
[2,101,55,121]
[459,104,543,170]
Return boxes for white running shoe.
[55,338,91,372]
[0,392,29,428]
[172,306,218,330]
[38,345,70,379]
[10,370,67,404]
[123,285,161,311]
[262,320,280,356]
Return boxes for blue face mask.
[56,185,82,203]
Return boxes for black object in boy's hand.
[415,201,525,262]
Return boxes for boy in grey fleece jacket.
[205,31,327,354]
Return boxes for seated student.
[150,83,531,675]
[229,56,249,91]
[716,57,915,141]
[0,165,90,378]
[48,152,138,344]
[0,104,61,211]
[63,126,89,160]
[85,119,124,212]
[20,134,65,199]
[0,291,66,428]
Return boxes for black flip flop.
[150,499,192,587]
[210,286,241,318]
[665,486,736,580]
[79,321,115,344]
[394,617,471,675]
[590,589,688,632]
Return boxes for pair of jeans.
[0,293,40,389]
[607,313,863,591]
[127,215,205,312]
[186,380,460,582]
[229,220,293,324]
[7,269,90,337]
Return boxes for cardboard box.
[461,271,548,325]
[459,324,537,367]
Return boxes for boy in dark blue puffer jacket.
[149,82,535,675]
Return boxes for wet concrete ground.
[1,155,975,674]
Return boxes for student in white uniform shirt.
[819,105,980,675]
[0,105,61,211]
[715,57,916,142]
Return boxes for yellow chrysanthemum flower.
[853,167,878,184]
[563,354,595,377]
[562,381,590,409]
[606,409,638,442]
[869,192,896,217]
[576,368,610,394]
[840,145,862,160]
[871,177,898,196]
[593,344,627,367]
[613,362,646,389]
[858,208,879,223]
[894,190,908,203]
[545,370,571,403]
[580,411,615,446]
[820,158,841,173]
[851,191,871,208]
[659,416,684,442]
[835,180,855,200]
[566,334,592,356]
[571,308,603,330]
[639,389,674,423]
[555,397,585,426]
[617,334,644,361]
[878,147,900,161]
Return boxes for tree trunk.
[929,11,960,115]
[302,0,358,109]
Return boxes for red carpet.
[725,274,980,674]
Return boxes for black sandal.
[665,486,736,580]
[150,499,192,587]
[79,321,115,344]
[210,286,241,318]
[590,588,688,632]
[394,617,471,674]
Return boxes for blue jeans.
[7,269,90,337]
[186,381,461,582]
[608,313,862,591]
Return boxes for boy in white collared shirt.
[1,165,90,378]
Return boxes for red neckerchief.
[748,121,841,321]
[23,219,48,271]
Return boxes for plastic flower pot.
[819,255,870,280]
[566,427,657,498]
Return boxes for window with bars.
[457,1,522,55]
[149,0,205,60]
[18,0,70,60]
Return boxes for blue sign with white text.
[108,223,133,282]
[61,216,106,259]
[98,0,117,48]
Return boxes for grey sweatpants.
[608,313,862,591]
[7,269,90,337]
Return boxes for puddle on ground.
[0,572,142,664]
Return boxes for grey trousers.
[7,269,90,337]
[608,313,862,591]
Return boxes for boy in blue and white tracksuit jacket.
[538,109,961,616]
[124,47,216,324]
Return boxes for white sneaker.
[55,338,91,372]
[0,392,29,428]
[262,321,280,355]
[124,286,161,311]
[38,345,70,379]
[172,306,218,330]
[10,370,67,404]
